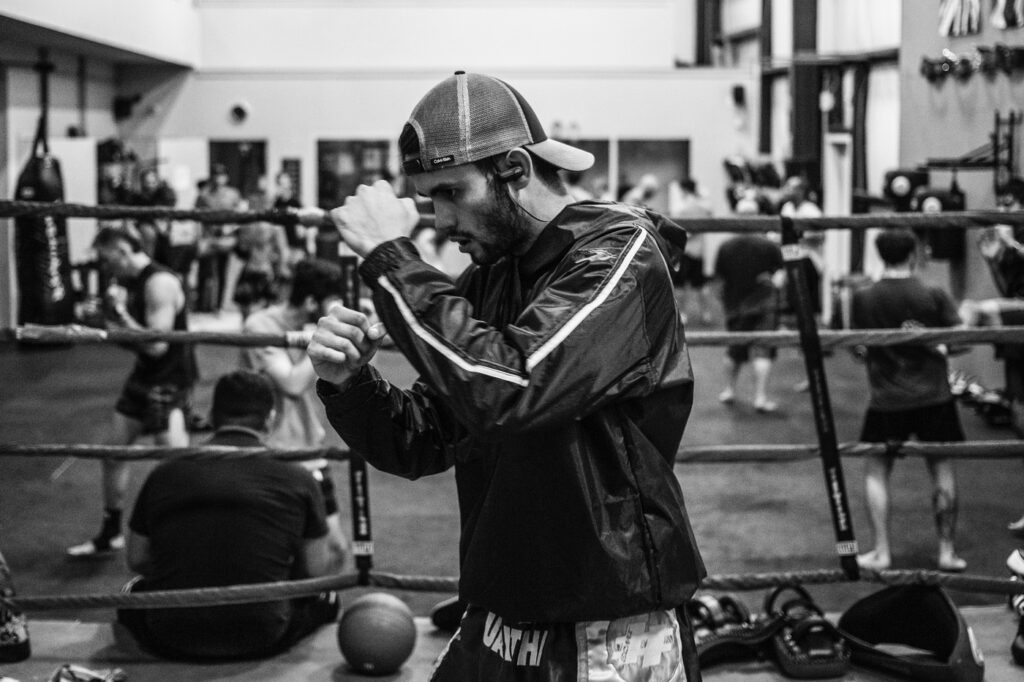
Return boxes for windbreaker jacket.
[318,201,706,623]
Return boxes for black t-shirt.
[714,234,783,316]
[851,276,960,411]
[129,428,328,658]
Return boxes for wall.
[900,0,1024,386]
[118,68,759,218]
[817,0,901,54]
[0,0,199,66]
[196,0,688,72]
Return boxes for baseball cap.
[400,71,594,175]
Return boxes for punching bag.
[15,113,75,325]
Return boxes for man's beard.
[469,181,531,265]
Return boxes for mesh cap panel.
[401,71,593,175]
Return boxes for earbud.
[496,166,524,182]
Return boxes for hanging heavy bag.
[14,114,75,325]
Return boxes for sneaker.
[753,398,778,414]
[718,388,736,405]
[67,535,125,558]
[430,596,466,632]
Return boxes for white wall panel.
[818,0,901,54]
[198,3,677,71]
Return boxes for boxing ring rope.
[2,199,1024,232]
[4,199,1024,236]
[3,440,1024,463]
[4,200,1024,633]
[3,567,1024,614]
[6,322,1024,349]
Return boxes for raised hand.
[328,180,420,258]
[307,302,388,388]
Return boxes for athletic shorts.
[860,400,965,448]
[430,605,695,681]
[115,377,188,435]
[725,309,778,364]
[674,254,707,288]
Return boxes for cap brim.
[525,139,594,172]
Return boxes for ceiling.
[0,14,186,68]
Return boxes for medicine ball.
[337,592,417,675]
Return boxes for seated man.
[118,370,343,660]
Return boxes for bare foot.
[718,388,736,405]
[938,554,967,573]
[856,550,890,571]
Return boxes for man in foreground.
[307,71,705,680]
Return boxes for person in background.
[130,168,178,261]
[273,170,308,267]
[852,229,967,573]
[241,259,350,570]
[780,175,825,326]
[714,192,785,413]
[564,170,595,203]
[118,370,342,660]
[306,70,705,680]
[68,227,194,558]
[669,177,713,325]
[195,164,241,312]
[621,172,661,209]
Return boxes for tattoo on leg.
[933,489,958,541]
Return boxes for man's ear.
[498,148,533,188]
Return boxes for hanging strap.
[32,49,53,157]
[780,216,860,580]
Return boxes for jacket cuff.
[315,367,376,412]
[359,238,420,289]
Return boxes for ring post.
[780,217,859,580]
[339,255,373,585]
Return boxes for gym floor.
[1,297,1022,629]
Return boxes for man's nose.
[433,203,456,233]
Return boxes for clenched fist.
[308,303,388,389]
[329,180,420,258]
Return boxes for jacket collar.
[517,211,576,284]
